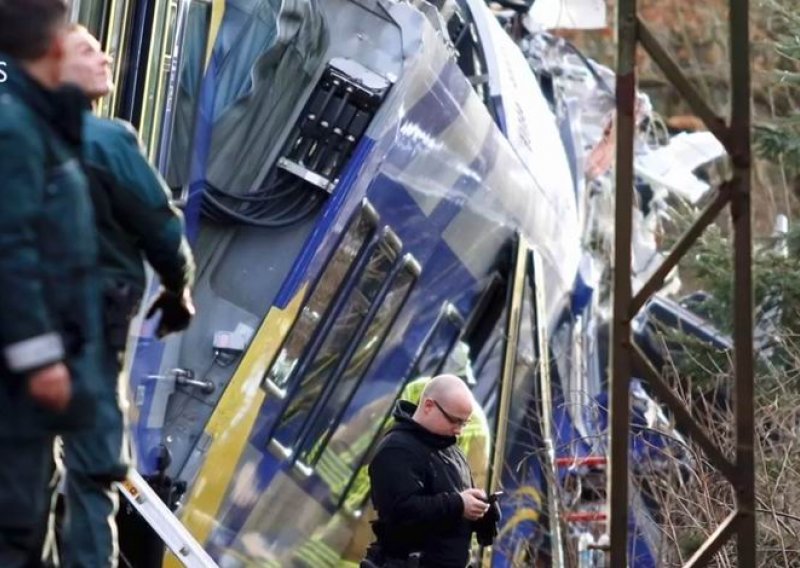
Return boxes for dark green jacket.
[82,113,195,299]
[0,57,102,436]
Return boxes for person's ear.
[50,28,67,63]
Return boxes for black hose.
[201,187,321,227]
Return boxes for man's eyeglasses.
[432,400,470,427]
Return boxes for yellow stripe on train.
[205,0,226,69]
[165,287,307,567]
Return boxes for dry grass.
[631,332,800,566]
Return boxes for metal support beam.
[730,0,756,563]
[608,0,637,565]
[610,0,754,564]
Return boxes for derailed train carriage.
[74,0,676,565]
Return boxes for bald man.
[364,375,498,567]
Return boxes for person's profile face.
[61,28,113,98]
[424,397,471,437]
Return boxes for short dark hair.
[0,0,68,61]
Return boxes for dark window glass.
[413,303,464,378]
[299,257,418,467]
[162,1,211,191]
[270,230,400,453]
[264,202,377,395]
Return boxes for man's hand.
[145,287,195,338]
[27,362,72,412]
[460,488,490,520]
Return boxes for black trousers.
[0,437,56,568]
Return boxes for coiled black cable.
[200,174,323,227]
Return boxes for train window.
[434,273,505,386]
[138,0,183,160]
[295,254,419,468]
[457,273,508,410]
[264,200,379,397]
[460,272,505,362]
[98,0,137,117]
[490,236,535,488]
[450,3,491,108]
[330,302,465,510]
[161,1,212,191]
[72,0,106,39]
[414,302,466,378]
[488,237,560,557]
[473,327,505,418]
[268,228,402,459]
[498,259,541,459]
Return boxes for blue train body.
[117,1,664,565]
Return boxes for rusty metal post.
[730,0,756,564]
[608,0,638,564]
[610,0,753,565]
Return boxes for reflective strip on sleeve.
[4,332,64,372]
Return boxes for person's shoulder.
[84,114,140,147]
[0,92,40,139]
[373,439,421,467]
[377,427,428,457]
[0,93,47,161]
[83,115,147,174]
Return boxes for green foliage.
[754,0,800,173]
[755,123,800,175]
[656,325,731,389]
[672,212,800,337]
[661,205,800,395]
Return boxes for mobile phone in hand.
[487,491,504,504]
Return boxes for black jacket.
[368,400,475,567]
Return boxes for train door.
[484,234,559,568]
